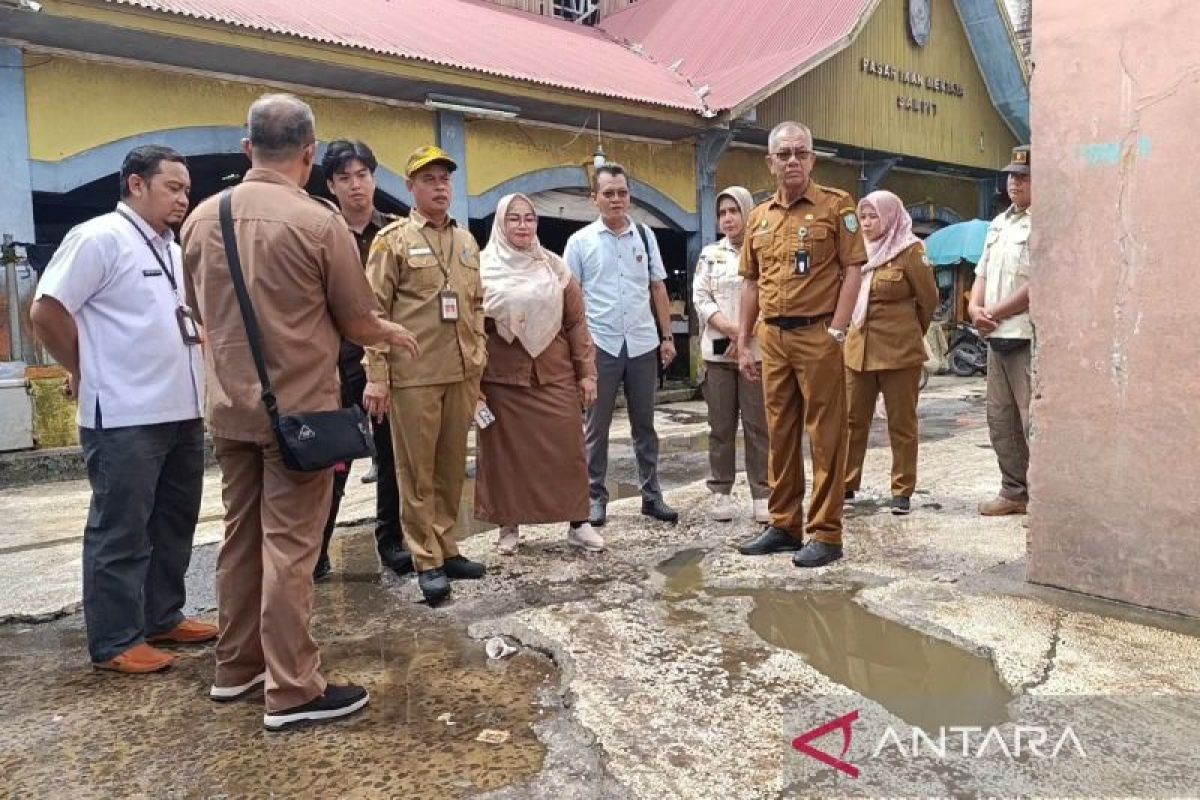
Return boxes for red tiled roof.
[599,0,877,112]
[104,0,705,110]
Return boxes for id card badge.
[439,290,460,322]
[474,404,496,430]
[175,305,203,345]
[794,249,811,276]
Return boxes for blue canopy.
[923,219,991,265]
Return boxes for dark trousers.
[319,361,403,562]
[79,419,204,662]
[586,345,662,504]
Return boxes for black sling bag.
[218,188,375,472]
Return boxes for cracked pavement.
[2,377,1199,797]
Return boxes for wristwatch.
[827,327,847,344]
[662,335,673,343]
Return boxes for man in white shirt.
[31,145,214,675]
[564,163,679,528]
[969,145,1034,516]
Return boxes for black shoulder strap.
[218,189,279,421]
[634,223,655,285]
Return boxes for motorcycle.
[948,323,988,377]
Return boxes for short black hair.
[322,139,378,178]
[592,162,628,192]
[119,145,187,198]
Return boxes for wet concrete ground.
[3,376,1199,797]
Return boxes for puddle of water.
[0,581,556,797]
[744,590,1012,732]
[654,552,1014,733]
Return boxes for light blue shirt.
[564,217,667,358]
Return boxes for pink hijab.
[851,190,921,329]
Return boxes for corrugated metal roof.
[102,0,704,110]
[599,0,876,112]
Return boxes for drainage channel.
[657,548,1014,733]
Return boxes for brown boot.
[978,496,1028,516]
[148,618,218,645]
[93,642,175,674]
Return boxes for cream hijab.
[851,190,921,329]
[480,193,572,358]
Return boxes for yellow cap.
[405,145,457,178]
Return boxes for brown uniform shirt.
[181,168,378,442]
[844,242,940,372]
[363,209,486,388]
[739,181,867,319]
[482,279,597,387]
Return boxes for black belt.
[764,314,833,330]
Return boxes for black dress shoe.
[844,490,856,503]
[890,496,911,516]
[589,499,607,527]
[418,568,451,605]
[312,555,331,583]
[378,543,414,576]
[793,540,844,568]
[443,555,486,580]
[737,526,802,556]
[641,498,679,523]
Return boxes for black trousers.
[79,419,204,662]
[319,360,403,562]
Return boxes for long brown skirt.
[474,378,590,525]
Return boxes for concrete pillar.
[435,110,470,226]
[0,46,35,243]
[688,129,731,382]
[1026,0,1200,617]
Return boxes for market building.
[0,0,1026,448]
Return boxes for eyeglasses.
[770,148,815,163]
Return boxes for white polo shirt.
[35,202,204,429]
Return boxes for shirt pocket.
[404,252,444,293]
[807,225,836,263]
[1012,231,1031,277]
[871,267,908,301]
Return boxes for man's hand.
[62,371,80,401]
[726,339,740,360]
[738,344,760,382]
[578,377,598,410]
[363,380,390,421]
[382,321,420,358]
[660,338,677,368]
[969,306,998,335]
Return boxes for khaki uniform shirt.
[974,205,1033,340]
[364,209,486,388]
[181,168,378,442]
[739,182,867,319]
[844,242,940,372]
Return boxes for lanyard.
[115,209,178,294]
[417,228,452,289]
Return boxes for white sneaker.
[567,522,606,552]
[753,498,770,524]
[710,494,735,522]
[495,525,520,556]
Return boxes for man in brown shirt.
[361,145,488,606]
[181,94,418,731]
[736,120,867,568]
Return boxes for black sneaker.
[890,496,911,516]
[641,498,679,523]
[312,555,331,583]
[843,490,856,504]
[443,555,486,580]
[418,568,451,605]
[378,543,414,576]
[262,683,369,731]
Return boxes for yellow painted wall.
[465,119,697,213]
[757,0,1019,169]
[880,170,979,221]
[715,148,773,197]
[24,56,435,175]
